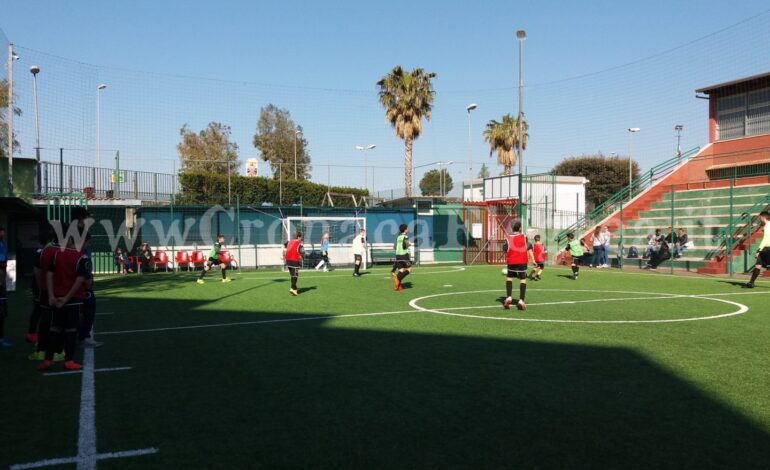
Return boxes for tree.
[178,122,239,174]
[477,163,490,179]
[377,66,437,197]
[419,169,453,196]
[483,114,528,175]
[553,153,641,207]
[0,79,22,159]
[253,104,311,181]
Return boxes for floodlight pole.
[627,128,640,201]
[31,65,41,192]
[7,42,15,193]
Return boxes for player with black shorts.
[38,223,90,371]
[502,221,535,311]
[284,231,305,296]
[529,234,546,281]
[391,224,412,291]
[564,232,587,280]
[197,234,230,284]
[352,228,366,277]
[744,211,770,288]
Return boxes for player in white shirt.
[352,229,366,277]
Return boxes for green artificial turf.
[2,264,770,469]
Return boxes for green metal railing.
[710,192,770,274]
[554,147,700,242]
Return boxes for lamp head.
[516,30,526,40]
[467,103,477,111]
[98,84,107,90]
[30,65,40,75]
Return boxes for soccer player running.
[391,224,412,291]
[38,223,90,371]
[529,234,546,281]
[197,234,231,284]
[284,231,305,296]
[744,210,770,289]
[352,228,366,277]
[315,231,331,272]
[564,232,586,280]
[503,221,535,311]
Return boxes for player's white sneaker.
[503,297,513,310]
[517,300,526,311]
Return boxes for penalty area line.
[10,448,159,470]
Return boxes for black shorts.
[287,260,301,271]
[354,254,362,262]
[536,263,545,269]
[395,254,412,269]
[758,248,770,268]
[206,257,223,267]
[0,260,7,271]
[506,264,528,280]
[571,255,582,266]
[51,302,82,332]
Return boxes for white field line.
[408,289,750,324]
[435,294,688,312]
[10,448,159,470]
[240,266,465,281]
[99,309,416,336]
[545,265,770,285]
[77,346,97,470]
[96,312,114,316]
[43,367,133,377]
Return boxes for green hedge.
[177,172,369,207]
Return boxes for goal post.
[282,216,368,269]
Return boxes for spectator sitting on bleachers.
[675,228,689,258]
[139,242,154,273]
[645,239,671,270]
[643,234,657,259]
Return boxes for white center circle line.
[408,289,749,324]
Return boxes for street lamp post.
[356,144,376,194]
[7,44,19,193]
[627,128,640,200]
[30,65,41,192]
[516,30,526,177]
[675,124,684,159]
[96,84,107,169]
[466,103,477,178]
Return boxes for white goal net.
[282,217,368,269]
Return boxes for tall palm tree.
[483,114,528,175]
[377,66,437,197]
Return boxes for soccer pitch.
[4,265,770,469]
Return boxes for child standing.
[315,232,331,272]
[529,234,546,281]
[564,232,586,280]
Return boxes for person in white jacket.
[352,228,366,277]
[600,225,612,268]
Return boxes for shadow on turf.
[8,276,770,469]
[717,280,764,288]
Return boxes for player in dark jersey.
[284,231,305,296]
[529,234,546,281]
[197,234,231,284]
[78,234,102,348]
[38,224,91,371]
[502,221,535,311]
[744,211,770,288]
[26,230,52,345]
[391,224,412,291]
[29,231,64,362]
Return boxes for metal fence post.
[670,184,675,275]
[728,176,734,277]
[236,195,242,272]
[619,197,624,270]
[170,201,176,272]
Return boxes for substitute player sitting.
[197,234,231,284]
[284,231,305,296]
[744,210,770,289]
[502,221,535,311]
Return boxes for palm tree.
[483,114,528,175]
[377,66,437,197]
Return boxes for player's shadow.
[81,300,770,469]
[717,280,759,288]
[400,281,413,289]
[557,274,577,280]
[297,286,317,294]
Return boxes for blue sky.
[4,0,770,194]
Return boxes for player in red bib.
[284,231,305,296]
[502,221,535,311]
[529,234,546,281]
[38,223,90,371]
